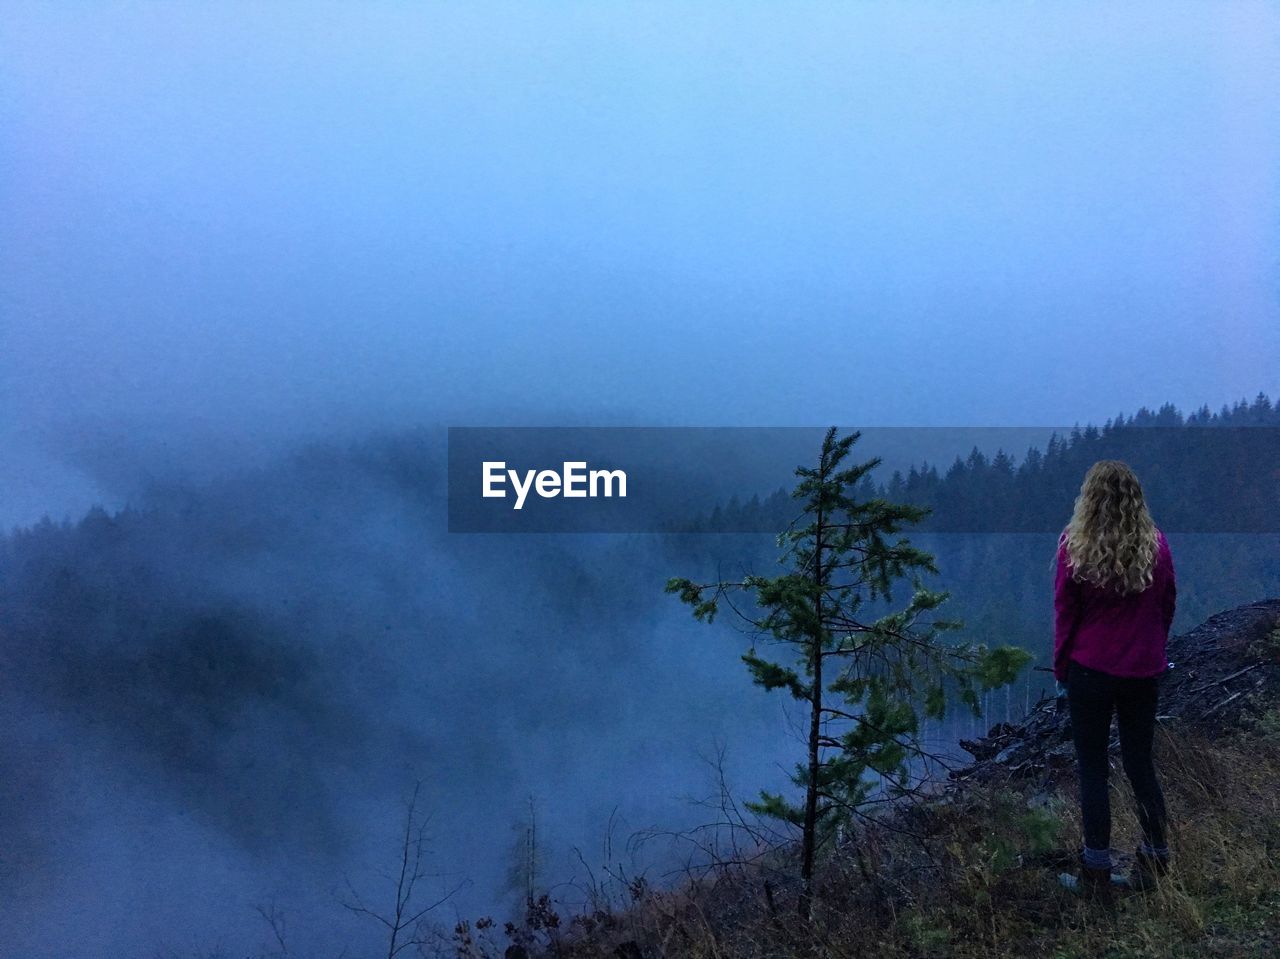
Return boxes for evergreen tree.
[666,427,1031,919]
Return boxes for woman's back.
[1054,527,1176,681]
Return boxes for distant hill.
[695,391,1280,534]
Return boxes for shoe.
[1058,854,1125,904]
[1128,846,1171,892]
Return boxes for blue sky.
[2,2,1278,526]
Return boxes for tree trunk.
[799,501,825,920]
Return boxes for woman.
[1053,460,1176,899]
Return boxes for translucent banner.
[447,426,1279,533]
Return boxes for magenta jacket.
[1053,528,1176,682]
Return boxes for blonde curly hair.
[1059,459,1159,595]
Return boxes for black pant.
[1066,661,1168,853]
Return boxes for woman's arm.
[1161,533,1176,635]
[1053,537,1081,682]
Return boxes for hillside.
[3,402,1277,957]
[477,598,1280,959]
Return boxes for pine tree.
[666,427,1031,920]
